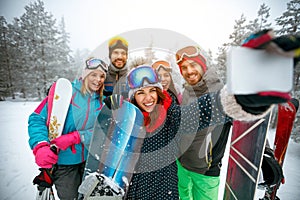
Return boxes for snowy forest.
[0,0,300,140]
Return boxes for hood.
[182,68,223,105]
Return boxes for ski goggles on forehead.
[127,66,159,89]
[176,46,201,64]
[109,38,128,49]
[152,60,172,72]
[86,58,108,73]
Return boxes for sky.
[0,0,290,54]
[0,100,299,199]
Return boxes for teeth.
[188,74,196,80]
[145,102,153,106]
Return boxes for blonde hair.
[80,76,104,102]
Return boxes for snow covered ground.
[0,101,299,200]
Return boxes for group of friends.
[28,29,296,200]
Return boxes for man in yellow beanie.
[104,36,129,97]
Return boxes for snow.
[0,101,299,199]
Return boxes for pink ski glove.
[50,131,81,153]
[33,142,58,169]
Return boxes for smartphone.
[226,47,293,94]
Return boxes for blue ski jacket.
[28,79,104,165]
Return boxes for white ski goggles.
[176,46,201,64]
[85,58,108,73]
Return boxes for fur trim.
[220,86,274,121]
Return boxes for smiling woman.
[83,57,108,93]
[27,57,108,199]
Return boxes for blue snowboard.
[79,101,145,199]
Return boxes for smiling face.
[157,68,172,90]
[86,70,106,92]
[180,59,204,85]
[134,86,158,113]
[110,48,127,69]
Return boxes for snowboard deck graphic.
[224,114,272,200]
[35,78,73,200]
[47,78,73,140]
[79,101,145,199]
[261,99,298,200]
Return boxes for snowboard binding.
[79,172,125,199]
[90,174,124,197]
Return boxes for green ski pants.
[177,160,220,200]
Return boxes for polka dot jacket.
[126,91,230,199]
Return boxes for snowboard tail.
[34,78,73,200]
[79,101,144,199]
[260,99,298,200]
[224,114,272,200]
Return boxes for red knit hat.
[176,46,207,74]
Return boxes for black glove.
[33,168,54,188]
[104,94,124,110]
[103,89,112,97]
[235,94,287,115]
[260,147,284,187]
[290,98,299,111]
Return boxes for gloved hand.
[234,94,288,115]
[260,146,284,187]
[242,29,274,49]
[243,29,300,59]
[104,94,124,110]
[235,29,293,113]
[33,142,58,168]
[33,168,54,188]
[50,131,80,153]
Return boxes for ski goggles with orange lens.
[176,46,201,64]
[152,60,172,72]
[127,66,159,89]
[86,58,108,73]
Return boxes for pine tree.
[227,14,248,46]
[214,15,248,82]
[54,17,74,81]
[20,0,60,100]
[0,16,10,100]
[246,3,272,34]
[214,45,228,82]
[275,0,300,35]
[1,16,27,99]
[274,0,300,142]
